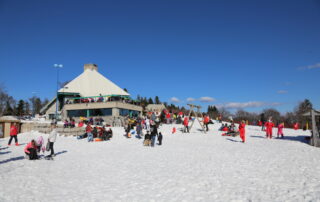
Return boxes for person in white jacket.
[48,123,58,157]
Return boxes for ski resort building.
[41,64,142,124]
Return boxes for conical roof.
[58,64,129,97]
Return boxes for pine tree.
[155,96,161,104]
[25,101,30,115]
[16,100,25,116]
[148,97,154,104]
[3,101,14,115]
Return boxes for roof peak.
[84,64,98,72]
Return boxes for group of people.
[64,95,141,106]
[83,123,113,142]
[24,123,57,160]
[122,115,164,147]
[64,118,76,128]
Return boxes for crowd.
[64,95,140,106]
[7,108,308,161]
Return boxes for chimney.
[84,64,98,71]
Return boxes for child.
[36,136,44,153]
[157,132,163,145]
[144,131,151,146]
[24,140,38,160]
[277,122,284,138]
[239,120,246,143]
[265,118,274,139]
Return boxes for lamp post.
[54,64,63,121]
[31,91,37,117]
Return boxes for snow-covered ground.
[1,122,320,202]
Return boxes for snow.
[1,122,320,202]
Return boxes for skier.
[239,120,246,143]
[48,123,58,157]
[183,116,189,133]
[265,118,274,139]
[277,122,284,138]
[8,123,19,146]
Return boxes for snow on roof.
[0,116,20,122]
[58,64,129,97]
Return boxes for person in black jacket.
[151,124,158,147]
[144,131,151,146]
[157,132,163,145]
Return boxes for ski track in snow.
[0,122,320,202]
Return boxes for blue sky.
[0,0,319,113]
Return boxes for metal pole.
[54,64,63,121]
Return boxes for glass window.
[67,110,87,118]
[119,108,139,117]
[89,108,112,116]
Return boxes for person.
[36,136,44,153]
[157,132,163,145]
[8,123,19,146]
[203,114,210,131]
[145,118,150,131]
[86,124,93,142]
[64,119,69,128]
[239,120,246,143]
[24,139,38,160]
[48,123,58,157]
[260,113,266,131]
[70,119,75,128]
[136,122,142,139]
[150,124,158,147]
[144,131,151,146]
[265,118,274,139]
[183,116,189,133]
[92,127,98,138]
[277,122,284,138]
[106,128,113,140]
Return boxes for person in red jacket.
[293,122,299,130]
[24,139,38,160]
[265,118,274,139]
[239,120,246,143]
[86,124,93,142]
[183,116,189,133]
[8,123,19,146]
[203,114,210,131]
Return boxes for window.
[119,108,139,117]
[67,110,87,118]
[89,108,112,116]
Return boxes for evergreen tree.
[155,96,161,104]
[148,97,154,104]
[25,101,30,115]
[16,100,25,116]
[3,101,14,115]
[294,99,313,127]
[207,105,219,118]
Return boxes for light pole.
[31,91,37,117]
[54,64,63,121]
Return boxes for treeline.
[208,99,313,128]
[0,85,49,117]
